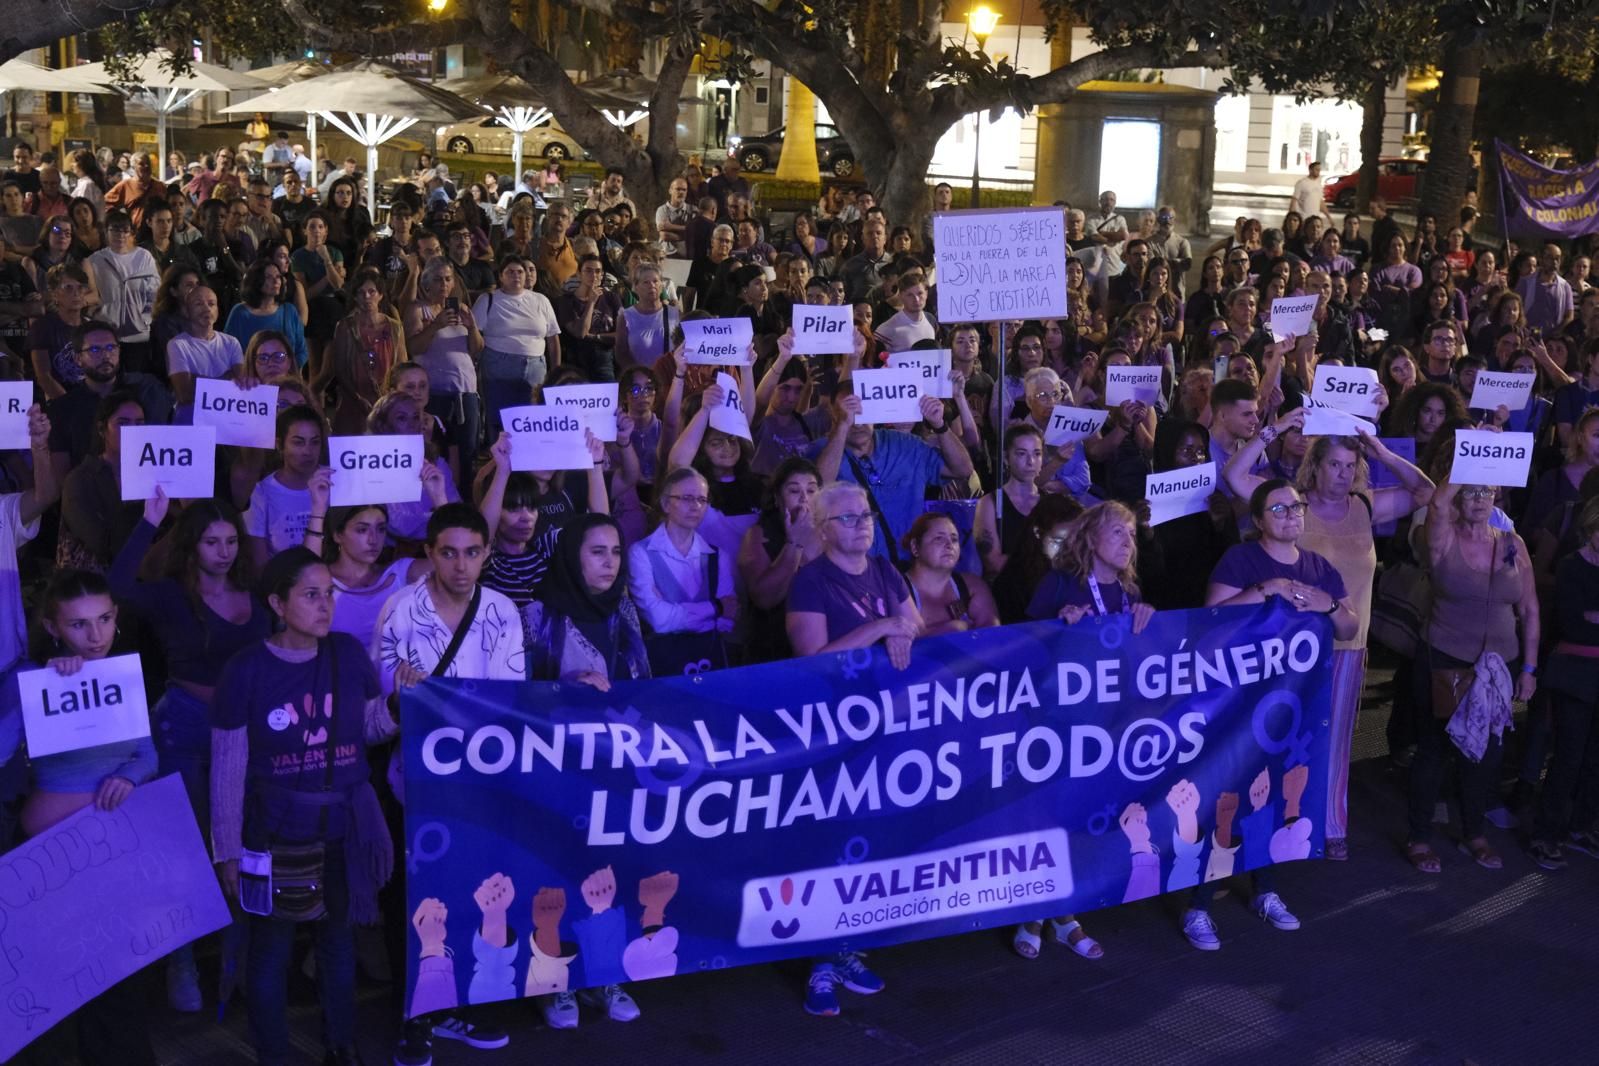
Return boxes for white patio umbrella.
[438,72,551,183]
[66,50,264,179]
[222,61,483,210]
[0,57,116,97]
[246,60,331,176]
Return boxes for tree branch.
[279,0,482,56]
[1021,43,1227,107]
[1,0,176,63]
[646,31,697,169]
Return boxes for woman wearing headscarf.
[522,513,651,689]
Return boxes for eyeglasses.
[1265,502,1308,517]
[1031,388,1064,402]
[827,511,876,528]
[1459,487,1497,500]
[666,494,710,507]
[255,350,290,362]
[49,225,71,235]
[77,343,119,356]
[1176,445,1210,460]
[629,383,657,396]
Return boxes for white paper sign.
[1309,364,1383,419]
[542,383,618,442]
[1469,370,1535,412]
[792,304,855,355]
[502,405,594,471]
[0,381,33,449]
[1105,364,1163,407]
[1045,405,1109,446]
[192,378,278,448]
[1268,295,1318,342]
[1145,461,1218,526]
[853,367,925,425]
[1453,430,1534,487]
[327,434,426,506]
[708,371,752,441]
[660,257,692,292]
[885,348,953,399]
[933,206,1068,323]
[18,654,151,758]
[120,425,216,500]
[1300,394,1376,437]
[683,317,754,365]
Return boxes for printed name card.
[1144,461,1218,526]
[1045,405,1109,446]
[502,405,594,471]
[1453,430,1534,487]
[885,348,953,399]
[542,383,617,442]
[1468,370,1535,412]
[1300,394,1375,437]
[18,654,150,758]
[708,371,752,441]
[853,367,925,425]
[120,425,216,500]
[327,434,426,506]
[1268,295,1318,342]
[193,378,279,448]
[1104,364,1163,407]
[933,206,1068,322]
[1310,365,1382,419]
[0,381,33,449]
[792,304,855,355]
[683,317,755,365]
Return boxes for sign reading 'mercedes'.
[934,207,1068,323]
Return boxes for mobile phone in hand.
[446,296,460,312]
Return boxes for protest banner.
[1144,461,1218,525]
[1044,406,1109,446]
[853,367,925,424]
[1468,370,1535,412]
[543,383,618,443]
[119,425,216,501]
[18,654,150,759]
[1453,430,1535,487]
[502,406,595,471]
[1309,365,1383,419]
[1300,394,1375,437]
[683,318,755,366]
[403,603,1330,1016]
[1268,296,1318,342]
[933,207,1068,322]
[886,348,953,399]
[0,381,32,449]
[0,775,232,1060]
[328,434,427,506]
[792,305,855,356]
[1496,140,1599,239]
[709,372,752,441]
[1104,365,1163,408]
[192,378,278,448]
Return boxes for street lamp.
[968,5,1001,208]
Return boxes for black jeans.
[1533,681,1599,844]
[1407,644,1507,845]
[1189,867,1276,912]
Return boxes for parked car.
[1323,157,1424,208]
[436,115,577,160]
[730,122,856,177]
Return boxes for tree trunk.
[869,132,939,235]
[1419,32,1484,222]
[1355,75,1386,212]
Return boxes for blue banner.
[401,604,1330,1018]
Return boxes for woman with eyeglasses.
[225,258,312,372]
[993,322,1046,426]
[26,214,98,298]
[626,466,737,674]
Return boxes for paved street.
[75,668,1599,1065]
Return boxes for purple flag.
[1496,140,1599,238]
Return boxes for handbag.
[260,642,342,921]
[1427,535,1496,720]
[644,549,728,676]
[1369,560,1428,657]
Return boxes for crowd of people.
[2,136,1598,1066]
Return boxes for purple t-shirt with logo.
[1209,540,1347,600]
[786,553,909,643]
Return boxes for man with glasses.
[241,178,284,247]
[46,319,171,478]
[275,170,316,245]
[1223,249,1252,290]
[1419,319,1462,384]
[31,163,69,221]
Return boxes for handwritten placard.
[120,425,216,500]
[193,378,278,448]
[792,304,855,355]
[1268,295,1318,342]
[0,381,33,449]
[1309,364,1383,419]
[708,371,752,441]
[327,434,426,506]
[683,317,754,365]
[1045,405,1109,446]
[542,383,617,442]
[853,367,925,425]
[1104,364,1163,407]
[885,348,953,399]
[502,405,594,471]
[18,654,150,759]
[0,775,232,1061]
[933,207,1068,323]
[1453,429,1534,487]
[1300,394,1376,437]
[1145,461,1218,526]
[1468,370,1535,412]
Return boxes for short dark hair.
[604,166,625,179]
[1210,377,1257,409]
[275,403,326,444]
[71,319,119,349]
[426,502,489,546]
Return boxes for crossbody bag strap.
[843,450,902,566]
[431,584,483,678]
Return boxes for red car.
[1322,157,1424,208]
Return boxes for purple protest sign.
[0,774,231,1060]
[1496,140,1599,238]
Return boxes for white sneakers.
[1183,892,1301,951]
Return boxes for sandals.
[1011,922,1042,960]
[1459,837,1503,870]
[1406,842,1442,874]
[1325,837,1349,862]
[1049,918,1104,960]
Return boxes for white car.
[437,115,578,160]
